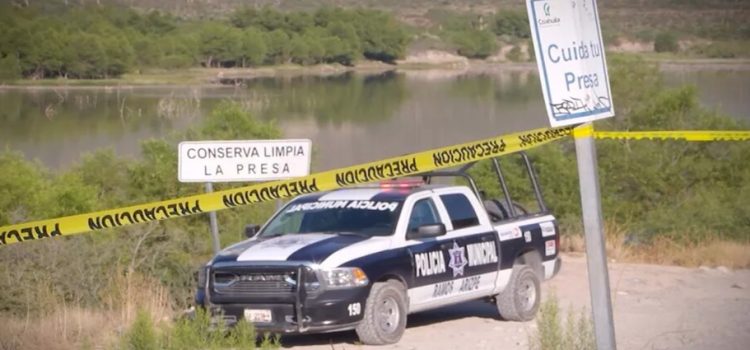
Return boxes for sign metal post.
[526,0,617,348]
[573,123,617,349]
[205,182,221,254]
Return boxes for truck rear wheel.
[355,280,407,345]
[496,265,540,321]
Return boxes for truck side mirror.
[244,224,260,238]
[407,223,446,240]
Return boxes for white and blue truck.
[195,153,561,345]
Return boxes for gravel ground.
[280,254,750,350]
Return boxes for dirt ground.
[280,254,750,350]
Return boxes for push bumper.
[198,263,369,334]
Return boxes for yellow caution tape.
[593,130,750,141]
[573,123,594,139]
[0,125,575,246]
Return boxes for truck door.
[407,191,499,312]
[436,192,499,301]
[405,195,460,310]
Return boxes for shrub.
[530,294,595,350]
[164,308,278,350]
[0,54,21,80]
[653,32,679,53]
[492,9,530,39]
[123,309,160,350]
[507,45,523,62]
[450,29,498,59]
[0,102,282,317]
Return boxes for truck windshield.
[260,200,403,238]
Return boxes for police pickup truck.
[195,153,561,345]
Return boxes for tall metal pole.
[205,182,221,254]
[573,123,617,349]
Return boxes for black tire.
[355,280,408,345]
[496,265,541,321]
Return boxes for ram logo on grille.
[239,274,286,282]
[213,271,298,295]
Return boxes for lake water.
[1,68,748,171]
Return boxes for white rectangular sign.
[527,0,614,127]
[178,139,311,183]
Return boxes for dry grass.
[0,272,173,350]
[560,222,750,269]
[624,239,750,268]
[529,293,595,350]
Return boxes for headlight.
[320,267,369,289]
[196,266,209,287]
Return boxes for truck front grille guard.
[203,262,313,333]
[294,265,308,332]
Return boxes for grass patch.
[152,308,279,350]
[0,271,172,350]
[0,296,280,350]
[530,293,595,350]
[124,310,159,350]
[560,221,750,269]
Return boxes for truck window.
[439,193,479,229]
[466,154,545,219]
[407,198,440,233]
[261,200,403,237]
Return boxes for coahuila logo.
[538,1,561,27]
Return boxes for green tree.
[101,32,135,77]
[230,7,260,29]
[198,22,242,67]
[305,33,326,64]
[66,32,108,78]
[0,54,21,80]
[314,6,344,28]
[160,33,198,68]
[286,11,314,33]
[289,35,311,65]
[242,7,287,32]
[240,28,267,67]
[142,11,177,35]
[132,35,166,69]
[264,29,291,64]
[328,21,360,49]
[18,18,70,78]
[354,10,408,62]
[451,29,498,59]
[321,36,356,65]
[492,10,530,38]
[0,152,46,225]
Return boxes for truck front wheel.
[355,280,408,345]
[496,265,541,321]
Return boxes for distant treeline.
[0,5,409,79]
[429,9,531,59]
